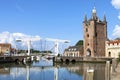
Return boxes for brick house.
[0,43,11,55]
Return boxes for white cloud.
[0,31,41,50]
[111,0,120,9]
[0,31,68,53]
[111,0,120,39]
[112,25,120,38]
[118,15,120,20]
[118,13,120,20]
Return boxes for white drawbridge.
[45,38,70,56]
[16,37,41,55]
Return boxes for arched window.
[108,52,111,57]
[88,43,89,46]
[87,34,89,37]
[86,49,91,57]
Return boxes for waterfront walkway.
[111,63,120,80]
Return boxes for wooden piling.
[105,61,110,80]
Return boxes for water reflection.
[83,63,107,80]
[55,62,109,80]
[0,58,110,80]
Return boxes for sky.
[0,0,120,51]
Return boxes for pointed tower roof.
[92,7,97,14]
[92,7,97,20]
[84,14,87,22]
[103,14,106,22]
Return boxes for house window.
[69,49,71,51]
[108,52,111,57]
[74,48,76,51]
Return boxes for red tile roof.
[107,40,120,44]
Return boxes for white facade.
[63,46,83,57]
[106,40,120,58]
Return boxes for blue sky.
[0,0,120,46]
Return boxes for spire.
[103,14,106,22]
[92,7,97,20]
[84,14,87,22]
[92,7,96,14]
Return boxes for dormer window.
[69,49,71,51]
[74,48,76,51]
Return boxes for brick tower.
[83,7,107,57]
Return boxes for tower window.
[88,43,89,46]
[95,32,97,37]
[87,34,89,37]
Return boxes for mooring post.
[111,59,117,73]
[23,58,26,64]
[105,61,110,80]
[31,56,34,61]
[35,56,40,61]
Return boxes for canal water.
[0,57,110,80]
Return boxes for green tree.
[117,53,120,62]
[75,40,83,46]
[115,38,120,40]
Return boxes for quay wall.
[53,56,114,63]
[0,56,31,63]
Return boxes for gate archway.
[86,49,91,57]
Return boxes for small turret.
[92,7,97,20]
[84,14,87,22]
[103,14,106,22]
[92,7,96,14]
